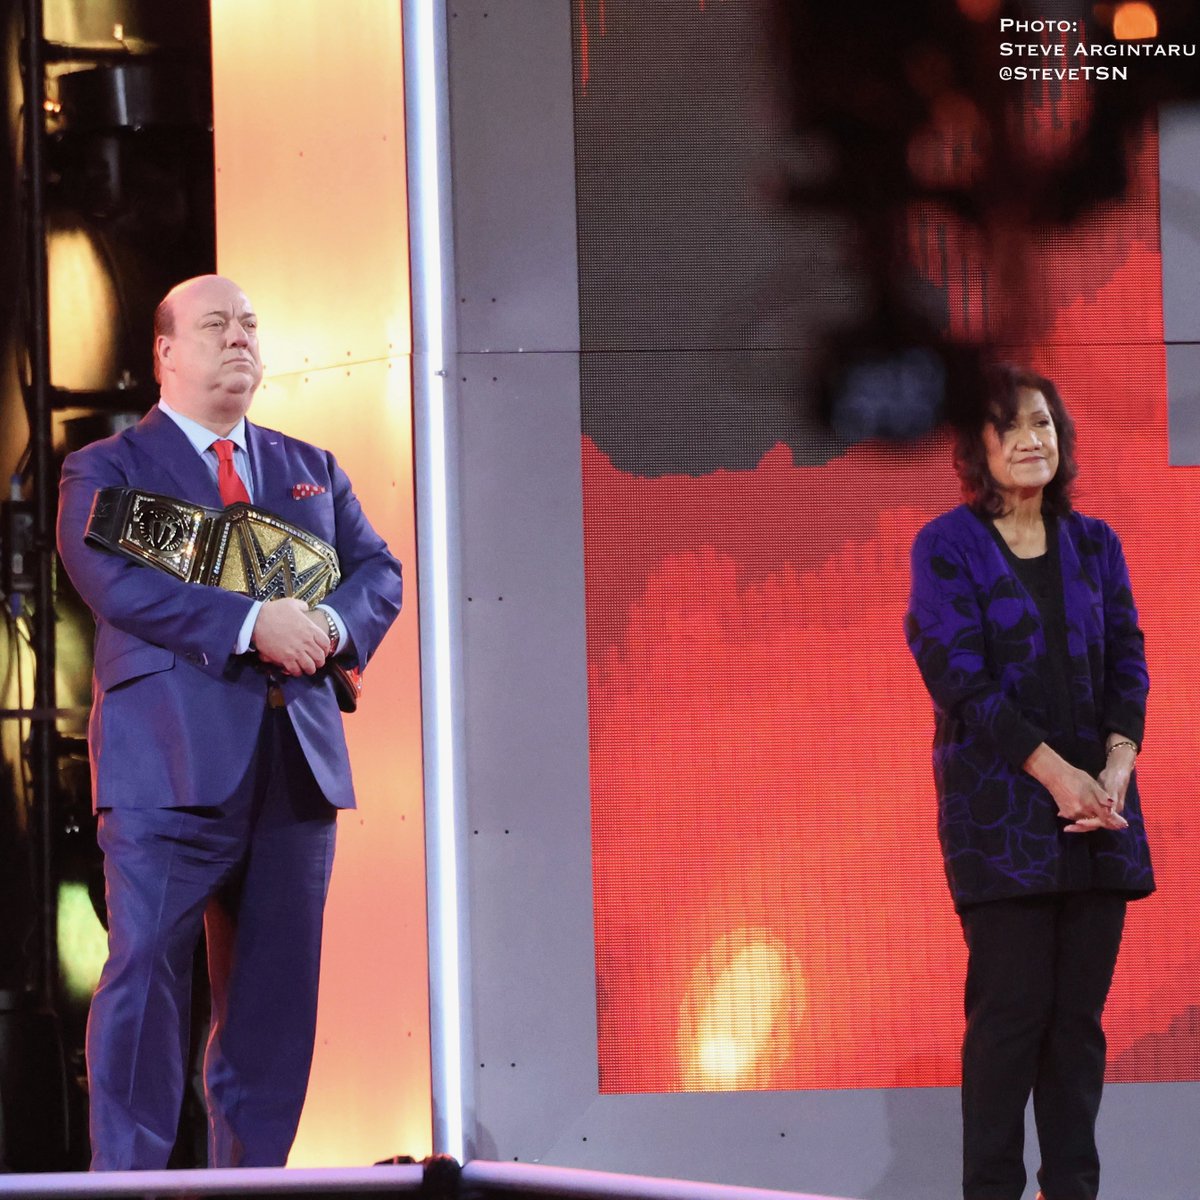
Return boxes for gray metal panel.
[447,0,581,355]
[458,351,599,1162]
[1167,343,1200,466]
[1160,102,1200,345]
[1090,1082,1200,1199]
[537,1090,926,1198]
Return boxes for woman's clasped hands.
[1054,763,1129,833]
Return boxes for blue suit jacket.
[57,406,404,812]
[905,504,1153,908]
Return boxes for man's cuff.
[236,600,264,655]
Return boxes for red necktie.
[213,439,251,506]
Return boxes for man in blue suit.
[56,275,404,1170]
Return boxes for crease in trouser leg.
[205,714,338,1169]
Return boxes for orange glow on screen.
[1113,3,1158,39]
[678,929,807,1091]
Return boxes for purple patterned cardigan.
[905,504,1154,910]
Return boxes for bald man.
[57,276,404,1169]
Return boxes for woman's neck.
[993,491,1047,557]
[1000,489,1043,522]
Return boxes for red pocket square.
[292,483,327,499]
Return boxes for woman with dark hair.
[904,365,1154,1200]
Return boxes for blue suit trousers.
[86,708,337,1169]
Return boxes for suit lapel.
[133,415,319,531]
[126,406,223,506]
[246,421,293,518]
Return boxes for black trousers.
[958,891,1126,1200]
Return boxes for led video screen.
[575,1,1200,1094]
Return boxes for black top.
[986,514,1083,767]
[988,515,1101,891]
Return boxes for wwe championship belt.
[85,487,363,712]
